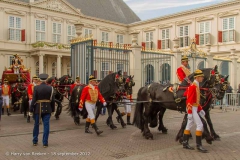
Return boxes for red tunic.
[186,81,202,114]
[2,85,10,96]
[176,65,191,83]
[123,92,133,102]
[79,85,105,109]
[27,83,35,100]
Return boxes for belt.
[36,100,51,124]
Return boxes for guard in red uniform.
[79,75,107,135]
[27,75,39,122]
[70,76,80,95]
[183,69,207,153]
[2,79,11,116]
[176,56,191,83]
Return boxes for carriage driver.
[183,69,207,153]
[78,75,107,135]
[176,55,191,83]
[2,79,11,116]
[70,76,80,95]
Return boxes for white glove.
[199,110,205,118]
[51,112,55,116]
[103,102,107,107]
[78,108,83,112]
[187,114,193,120]
[28,112,33,116]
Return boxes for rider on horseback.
[176,55,191,84]
[183,69,208,153]
[78,75,107,135]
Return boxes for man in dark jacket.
[30,73,55,148]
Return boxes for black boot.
[196,136,208,153]
[92,123,103,135]
[85,122,92,134]
[7,108,11,116]
[2,108,4,115]
[116,112,125,123]
[182,134,194,150]
[127,115,133,125]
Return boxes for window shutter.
[21,29,25,41]
[94,70,97,78]
[157,40,161,49]
[142,42,146,50]
[218,31,222,42]
[195,34,199,45]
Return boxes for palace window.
[9,16,22,41]
[84,29,92,37]
[146,32,153,49]
[52,62,56,77]
[36,20,46,42]
[199,22,210,45]
[52,22,61,43]
[102,32,109,42]
[117,35,124,44]
[222,17,235,42]
[67,25,76,44]
[67,63,71,75]
[179,26,189,47]
[116,63,124,72]
[161,29,170,49]
[101,62,109,79]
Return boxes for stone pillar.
[39,53,44,74]
[229,48,238,92]
[171,37,182,83]
[130,31,142,98]
[205,43,213,68]
[74,21,84,37]
[57,55,62,78]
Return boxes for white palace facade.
[1,0,240,91]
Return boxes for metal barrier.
[212,93,240,111]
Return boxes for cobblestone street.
[0,106,240,160]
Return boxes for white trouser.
[123,99,131,113]
[85,102,96,120]
[2,95,9,106]
[185,106,203,131]
[29,100,32,109]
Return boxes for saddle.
[163,83,185,104]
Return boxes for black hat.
[89,75,97,82]
[194,69,204,78]
[39,73,49,81]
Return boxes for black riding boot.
[196,136,208,153]
[7,108,11,116]
[127,115,133,125]
[182,134,194,150]
[92,123,103,135]
[116,112,125,123]
[85,122,92,134]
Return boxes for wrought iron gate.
[71,39,131,84]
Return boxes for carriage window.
[101,62,109,79]
[52,62,56,77]
[9,56,14,66]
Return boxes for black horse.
[47,75,71,120]
[11,79,29,120]
[175,75,229,143]
[133,67,218,140]
[95,75,135,128]
[68,71,124,126]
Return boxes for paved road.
[0,106,239,160]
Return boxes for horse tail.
[133,87,144,131]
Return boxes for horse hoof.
[179,138,183,144]
[206,140,212,145]
[110,124,117,129]
[121,123,126,128]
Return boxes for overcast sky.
[123,0,229,20]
